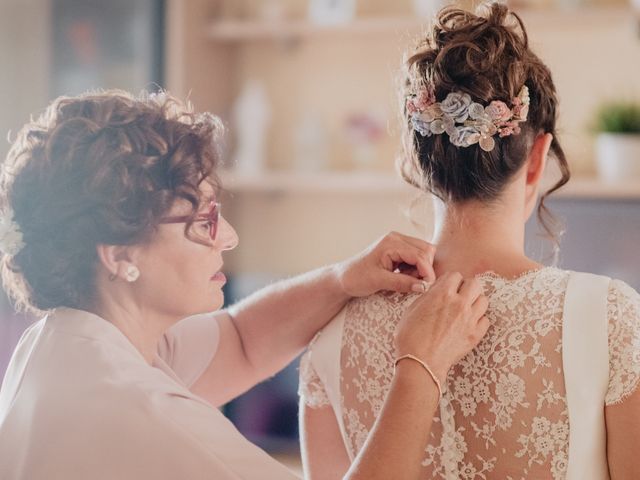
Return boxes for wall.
[0,0,51,161]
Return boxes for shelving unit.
[205,16,420,42]
[206,6,635,43]
[220,170,640,200]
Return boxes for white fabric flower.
[0,211,25,256]
[449,126,481,147]
[468,102,486,120]
[519,85,530,106]
[411,114,432,137]
[440,92,472,123]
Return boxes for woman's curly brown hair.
[398,2,570,242]
[0,90,224,314]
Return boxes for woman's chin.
[175,290,225,318]
[210,292,225,312]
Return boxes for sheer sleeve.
[298,348,330,409]
[605,279,640,406]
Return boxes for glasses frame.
[159,201,221,242]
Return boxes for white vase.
[308,0,356,26]
[232,80,271,174]
[595,133,640,182]
[412,0,447,17]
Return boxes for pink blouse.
[0,308,300,479]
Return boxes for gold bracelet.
[394,354,444,399]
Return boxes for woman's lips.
[211,272,226,283]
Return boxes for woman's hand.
[333,232,437,297]
[394,272,489,384]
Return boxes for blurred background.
[1,0,640,471]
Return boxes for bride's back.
[300,267,639,478]
[338,268,569,478]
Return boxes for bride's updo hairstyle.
[0,90,223,314]
[399,2,570,237]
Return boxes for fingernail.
[411,281,430,293]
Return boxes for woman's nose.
[216,215,239,251]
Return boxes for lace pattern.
[299,268,640,479]
[299,348,330,409]
[606,279,640,405]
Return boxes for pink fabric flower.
[512,104,522,118]
[499,121,521,138]
[485,101,512,122]
[518,104,529,120]
[414,89,435,111]
[406,98,418,114]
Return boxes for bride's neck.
[432,197,541,279]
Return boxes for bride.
[298,4,640,479]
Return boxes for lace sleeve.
[605,279,640,406]
[298,349,331,409]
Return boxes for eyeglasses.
[160,201,221,242]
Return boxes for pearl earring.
[125,265,140,282]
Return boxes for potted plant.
[594,101,640,182]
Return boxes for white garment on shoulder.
[0,308,299,480]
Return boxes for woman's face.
[131,185,238,320]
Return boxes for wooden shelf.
[206,16,420,42]
[220,171,640,199]
[206,6,635,43]
[220,171,415,195]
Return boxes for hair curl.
[398,2,570,242]
[0,90,224,314]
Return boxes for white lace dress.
[299,267,640,479]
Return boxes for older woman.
[0,91,488,479]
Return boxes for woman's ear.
[523,133,553,221]
[526,133,553,188]
[96,244,138,281]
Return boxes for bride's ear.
[525,133,552,188]
[523,133,552,214]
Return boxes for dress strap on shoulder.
[562,271,611,480]
[307,308,352,459]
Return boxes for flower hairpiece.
[0,210,25,256]
[406,85,530,152]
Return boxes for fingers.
[383,248,434,283]
[469,315,490,348]
[395,263,421,279]
[471,295,489,323]
[434,271,463,293]
[380,271,430,294]
[382,232,436,283]
[477,315,490,336]
[458,277,484,301]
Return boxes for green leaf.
[594,102,640,133]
